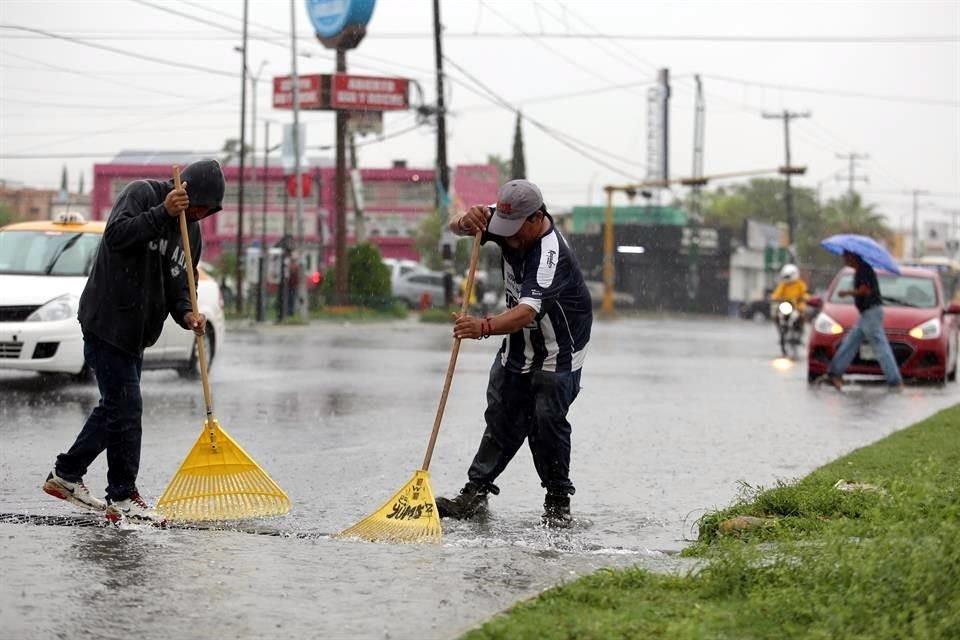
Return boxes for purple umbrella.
[821,234,901,275]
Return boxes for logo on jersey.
[546,249,557,268]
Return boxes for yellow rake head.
[157,418,290,522]
[336,470,442,544]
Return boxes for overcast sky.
[1,0,958,229]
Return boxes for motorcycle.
[775,300,804,358]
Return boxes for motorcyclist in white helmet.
[772,263,809,330]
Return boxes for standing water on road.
[1,316,956,639]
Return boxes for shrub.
[322,243,393,309]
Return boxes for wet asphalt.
[1,314,957,639]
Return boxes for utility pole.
[689,74,706,223]
[248,60,267,321]
[257,120,270,322]
[762,110,810,255]
[236,0,249,315]
[334,48,348,305]
[835,152,869,196]
[290,0,307,319]
[433,0,453,307]
[943,208,960,260]
[909,189,929,259]
[349,133,366,244]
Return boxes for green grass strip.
[463,405,960,640]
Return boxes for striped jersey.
[485,215,592,373]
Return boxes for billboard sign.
[645,68,670,183]
[331,74,409,110]
[273,74,325,109]
[305,0,375,38]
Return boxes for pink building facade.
[91,161,499,275]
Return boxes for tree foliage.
[321,242,392,308]
[510,113,526,180]
[700,178,892,266]
[486,154,511,186]
[414,212,475,273]
[0,202,14,227]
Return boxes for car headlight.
[813,312,844,335]
[909,317,941,340]
[26,294,78,322]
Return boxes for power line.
[478,0,621,85]
[2,29,956,44]
[0,49,205,99]
[442,55,644,179]
[706,73,960,108]
[453,79,660,113]
[0,25,235,78]
[1,95,235,111]
[0,120,426,159]
[538,1,659,75]
[365,31,960,44]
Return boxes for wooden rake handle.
[421,231,484,471]
[173,166,214,417]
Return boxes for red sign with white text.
[273,75,324,109]
[331,74,408,110]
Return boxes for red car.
[807,266,960,383]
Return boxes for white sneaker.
[43,471,106,512]
[106,493,164,525]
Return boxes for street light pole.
[246,60,267,321]
[290,0,308,320]
[236,0,249,315]
[258,120,270,322]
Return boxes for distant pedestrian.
[42,159,225,523]
[436,179,593,527]
[286,252,300,316]
[822,250,903,389]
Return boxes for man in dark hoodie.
[42,159,225,523]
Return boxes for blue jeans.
[828,305,903,385]
[467,362,582,497]
[55,333,144,502]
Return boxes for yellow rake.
[337,231,484,543]
[157,166,290,522]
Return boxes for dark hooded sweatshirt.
[78,180,201,355]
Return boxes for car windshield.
[829,274,939,309]
[0,229,101,276]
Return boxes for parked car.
[382,257,424,290]
[806,266,960,383]
[0,213,225,379]
[393,269,448,309]
[739,289,773,321]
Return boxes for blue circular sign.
[305,0,376,38]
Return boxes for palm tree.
[821,193,893,243]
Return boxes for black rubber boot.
[436,482,489,520]
[542,494,572,528]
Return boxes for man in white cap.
[437,179,593,527]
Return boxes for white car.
[0,213,225,379]
[382,257,425,289]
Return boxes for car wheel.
[949,360,957,382]
[178,327,215,379]
[752,309,766,322]
[807,369,820,384]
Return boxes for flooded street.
[1,315,957,639]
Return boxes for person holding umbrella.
[820,234,904,390]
